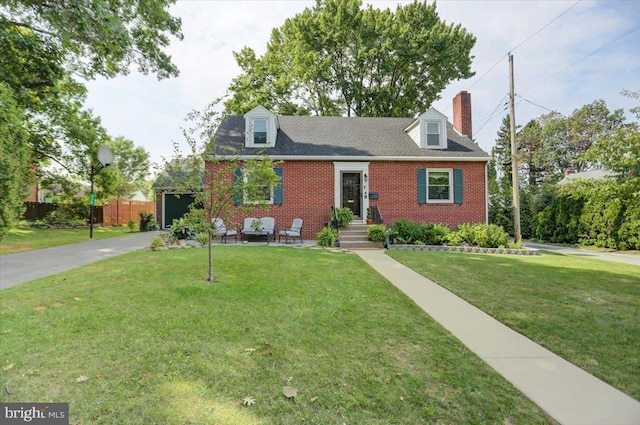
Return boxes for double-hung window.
[253,119,268,144]
[427,169,453,202]
[426,122,441,147]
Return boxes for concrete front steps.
[338,223,383,250]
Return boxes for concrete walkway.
[355,249,640,425]
[0,231,160,290]
[525,241,640,267]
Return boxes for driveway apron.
[0,232,160,290]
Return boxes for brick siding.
[205,160,486,239]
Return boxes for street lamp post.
[89,146,114,238]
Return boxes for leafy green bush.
[367,224,387,242]
[449,223,509,248]
[534,193,584,244]
[389,219,419,244]
[196,232,209,245]
[41,205,86,227]
[419,223,450,245]
[335,207,354,227]
[150,236,166,248]
[316,227,339,247]
[127,219,136,232]
[139,211,154,232]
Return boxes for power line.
[522,23,640,95]
[516,95,557,113]
[474,94,508,135]
[467,0,582,92]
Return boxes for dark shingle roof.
[214,115,488,159]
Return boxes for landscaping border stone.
[388,244,540,255]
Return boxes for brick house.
[208,90,489,238]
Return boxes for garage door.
[163,193,196,228]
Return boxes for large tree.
[0,0,182,238]
[98,136,151,200]
[225,0,476,117]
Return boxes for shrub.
[389,219,419,244]
[127,219,136,232]
[335,207,354,227]
[316,227,339,247]
[139,211,154,232]
[196,232,209,245]
[450,223,509,248]
[150,236,165,248]
[367,224,387,242]
[419,223,450,245]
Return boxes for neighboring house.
[209,91,490,237]
[153,164,203,228]
[559,169,613,185]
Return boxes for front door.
[341,172,362,218]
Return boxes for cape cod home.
[206,91,490,239]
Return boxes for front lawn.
[0,247,549,424]
[387,250,640,401]
[0,225,137,254]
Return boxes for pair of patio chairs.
[211,217,303,244]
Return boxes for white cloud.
[83,0,640,167]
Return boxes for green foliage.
[97,136,151,200]
[316,227,339,247]
[127,219,136,232]
[389,220,451,245]
[138,211,154,232]
[449,223,509,248]
[196,232,209,246]
[169,207,203,240]
[225,0,475,117]
[534,193,585,244]
[367,224,387,242]
[0,83,32,240]
[150,236,166,248]
[335,207,354,227]
[40,203,88,227]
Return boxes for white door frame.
[333,162,369,224]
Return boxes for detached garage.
[152,163,203,228]
[160,193,197,229]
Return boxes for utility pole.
[508,53,521,243]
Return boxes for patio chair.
[279,218,303,244]
[261,217,276,243]
[241,217,258,242]
[211,218,237,243]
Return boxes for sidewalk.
[355,250,640,425]
[525,241,640,266]
[0,231,160,290]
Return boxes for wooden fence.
[22,201,103,224]
[103,199,154,227]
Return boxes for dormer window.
[253,119,267,144]
[426,122,441,147]
[405,107,448,150]
[244,106,279,148]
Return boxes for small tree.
[164,99,281,282]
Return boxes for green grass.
[0,247,550,424]
[0,225,137,254]
[387,250,640,401]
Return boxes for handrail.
[371,205,383,225]
[330,206,339,230]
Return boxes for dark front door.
[342,172,362,218]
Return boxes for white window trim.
[426,168,453,203]
[251,118,268,145]
[243,169,274,205]
[422,119,447,149]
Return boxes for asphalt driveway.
[0,231,160,290]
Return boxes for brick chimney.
[453,91,472,139]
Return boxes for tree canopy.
[225,0,476,117]
[0,0,182,238]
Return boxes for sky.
[83,0,640,172]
